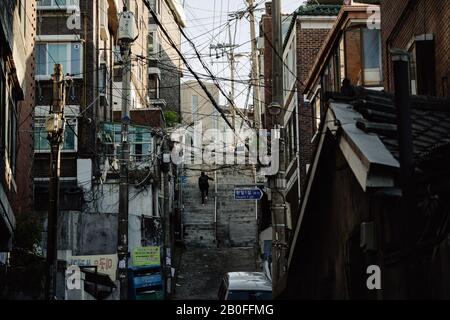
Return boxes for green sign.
[132,246,161,267]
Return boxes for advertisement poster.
[132,246,161,267]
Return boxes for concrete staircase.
[182,170,216,247]
[181,165,258,248]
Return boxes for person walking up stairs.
[198,172,214,206]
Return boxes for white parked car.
[218,272,272,300]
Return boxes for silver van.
[218,272,272,300]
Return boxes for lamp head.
[268,102,282,116]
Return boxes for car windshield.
[227,290,272,300]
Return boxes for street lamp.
[268,102,282,117]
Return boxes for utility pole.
[228,25,236,129]
[269,0,287,297]
[247,0,262,130]
[45,64,66,300]
[117,2,135,300]
[162,137,172,298]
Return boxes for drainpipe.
[391,49,416,225]
[391,48,418,298]
[214,171,218,246]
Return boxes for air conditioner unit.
[99,0,109,41]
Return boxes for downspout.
[296,101,301,208]
[391,48,419,299]
[391,48,416,236]
[214,170,218,246]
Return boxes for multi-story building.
[258,2,340,293]
[180,80,221,131]
[147,0,186,114]
[33,0,131,299]
[381,0,450,97]
[33,0,185,299]
[283,1,450,300]
[0,0,36,280]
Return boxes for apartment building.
[147,0,186,114]
[381,0,450,97]
[0,0,36,276]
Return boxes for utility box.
[128,266,164,300]
[118,11,137,43]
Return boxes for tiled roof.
[326,87,450,167]
[295,4,341,16]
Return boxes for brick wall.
[296,26,332,194]
[382,0,450,97]
[15,0,37,216]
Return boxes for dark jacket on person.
[199,175,213,190]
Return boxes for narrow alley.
[173,247,257,300]
[172,164,260,299]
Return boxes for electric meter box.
[118,11,137,43]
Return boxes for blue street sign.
[234,188,264,201]
[181,176,188,184]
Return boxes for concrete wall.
[180,80,220,130]
[182,165,257,248]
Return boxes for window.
[408,37,436,96]
[192,95,199,123]
[148,31,159,57]
[135,1,139,19]
[0,72,18,177]
[311,90,321,134]
[0,72,4,153]
[149,0,160,14]
[148,33,155,55]
[322,56,337,93]
[339,36,346,86]
[362,28,382,86]
[148,28,160,59]
[34,117,77,152]
[19,0,26,35]
[37,0,80,9]
[101,123,153,164]
[214,110,220,131]
[7,99,17,176]
[344,27,382,87]
[410,45,418,95]
[36,42,83,77]
[98,63,108,94]
[149,74,159,99]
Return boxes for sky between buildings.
[181,0,306,110]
